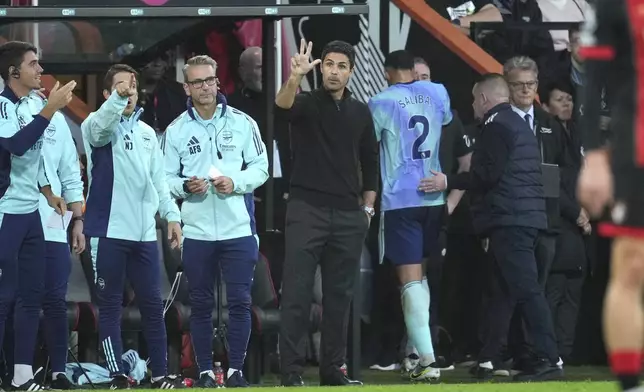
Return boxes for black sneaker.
[280,373,304,387]
[151,375,184,389]
[469,363,494,380]
[430,356,455,371]
[10,379,46,391]
[512,360,564,382]
[193,373,217,389]
[50,374,76,390]
[225,371,249,388]
[109,375,130,390]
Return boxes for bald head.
[472,73,509,120]
[239,47,262,92]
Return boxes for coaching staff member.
[424,74,560,380]
[276,39,378,387]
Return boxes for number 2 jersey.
[368,81,453,211]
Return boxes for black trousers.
[478,227,558,364]
[279,198,369,376]
[508,232,558,361]
[546,225,586,359]
[442,232,486,357]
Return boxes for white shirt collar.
[511,104,535,133]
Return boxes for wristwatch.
[452,18,462,26]
[362,205,375,218]
[71,216,84,224]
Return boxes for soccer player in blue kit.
[368,50,453,382]
[0,41,73,390]
[164,55,268,388]
[82,64,183,389]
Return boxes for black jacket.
[559,119,584,226]
[275,88,379,210]
[449,103,547,234]
[533,105,576,234]
[228,87,292,197]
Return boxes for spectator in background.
[413,57,430,81]
[567,26,610,132]
[485,0,556,84]
[139,53,186,150]
[227,46,291,234]
[436,0,502,36]
[537,0,588,52]
[540,80,589,363]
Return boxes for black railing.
[470,21,582,47]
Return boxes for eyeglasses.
[187,76,218,89]
[508,80,538,90]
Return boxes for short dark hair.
[477,73,506,85]
[0,41,37,81]
[384,50,415,71]
[103,64,138,91]
[320,40,355,69]
[539,79,574,104]
[414,57,429,67]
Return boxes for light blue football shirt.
[368,81,453,211]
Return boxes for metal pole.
[262,18,276,233]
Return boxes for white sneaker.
[556,358,564,369]
[369,363,401,371]
[409,364,440,382]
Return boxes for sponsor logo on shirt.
[187,136,201,155]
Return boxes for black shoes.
[225,371,249,388]
[10,379,46,391]
[280,373,304,387]
[512,360,564,382]
[319,369,363,386]
[150,375,185,389]
[50,374,76,390]
[109,375,131,390]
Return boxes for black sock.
[617,374,640,391]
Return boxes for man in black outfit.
[425,73,561,381]
[276,39,378,387]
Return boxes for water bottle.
[213,362,225,388]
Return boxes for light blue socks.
[401,280,435,366]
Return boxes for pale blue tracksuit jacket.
[81,90,180,242]
[18,93,84,243]
[164,97,268,241]
[0,87,50,215]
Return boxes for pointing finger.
[299,38,306,55]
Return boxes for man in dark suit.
[423,73,561,381]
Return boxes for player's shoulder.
[227,105,259,130]
[0,94,17,118]
[165,111,191,135]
